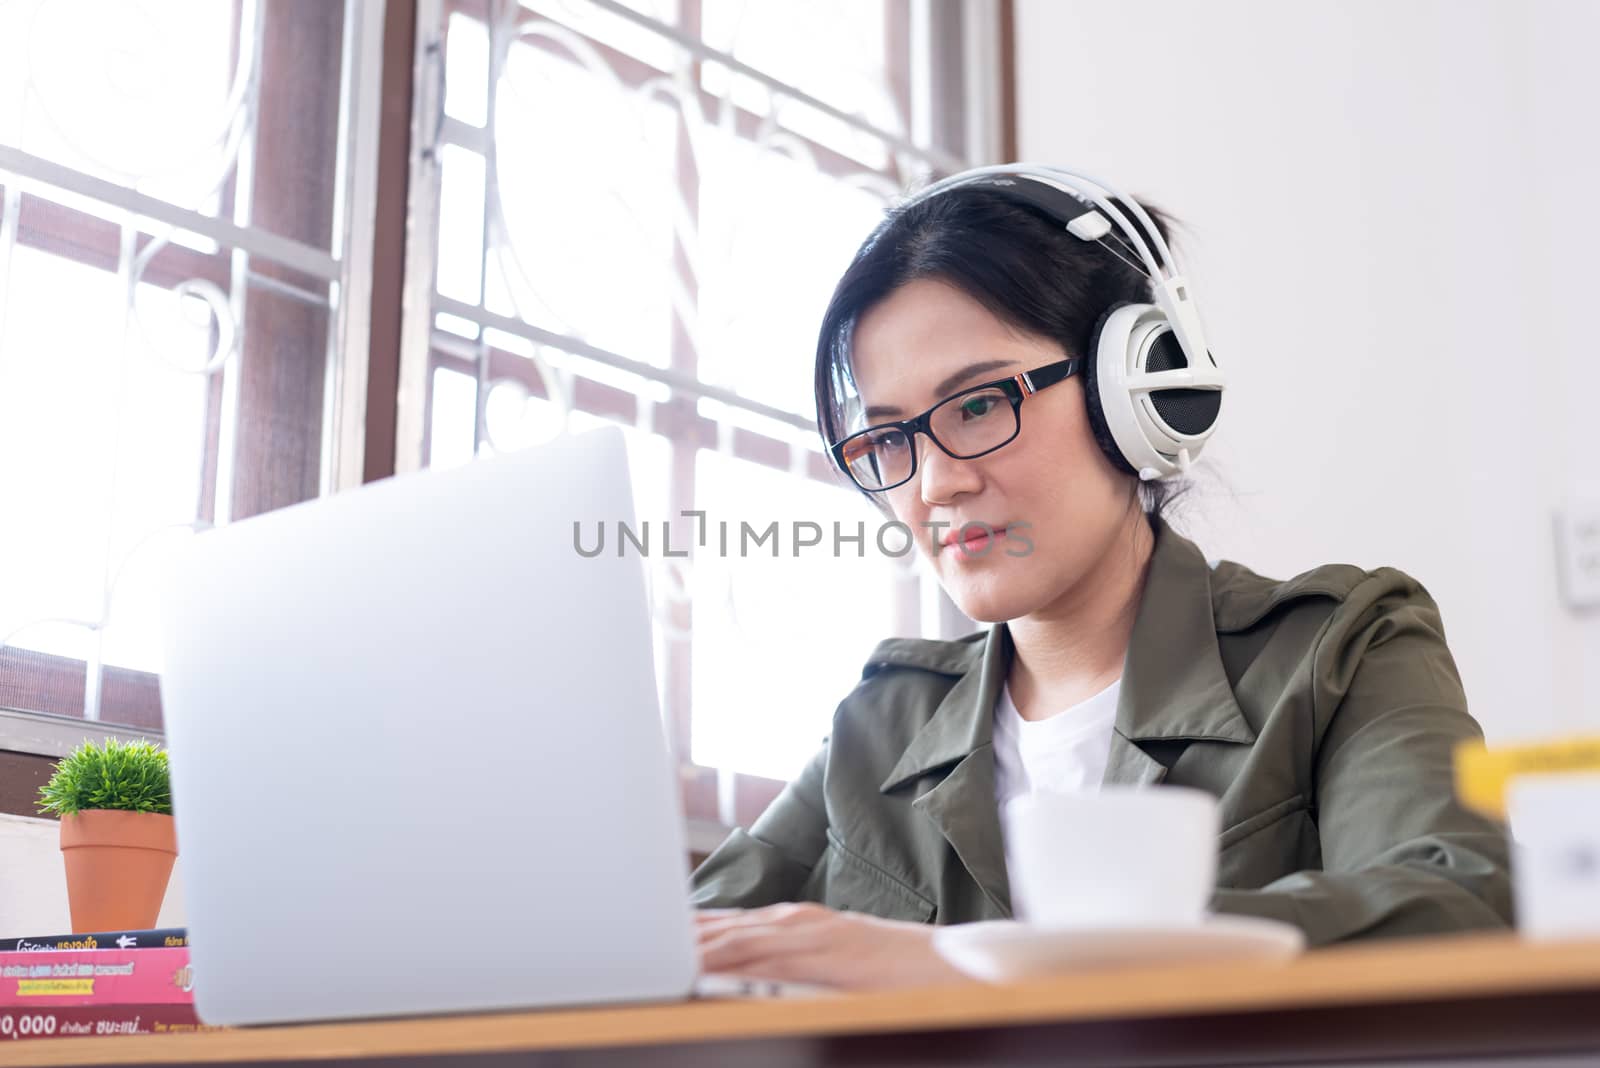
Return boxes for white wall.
[0,814,186,938]
[1015,0,1600,742]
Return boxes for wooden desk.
[9,933,1600,1067]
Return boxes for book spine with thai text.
[0,1003,223,1041]
[3,928,188,953]
[0,947,193,1007]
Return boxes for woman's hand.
[694,902,973,992]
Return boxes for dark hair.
[812,186,1194,528]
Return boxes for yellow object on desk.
[1454,735,1600,820]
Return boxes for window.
[0,0,1005,832]
[0,0,378,741]
[402,0,999,828]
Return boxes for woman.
[688,164,1511,990]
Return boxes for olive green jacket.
[688,518,1513,946]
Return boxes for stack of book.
[0,927,224,1042]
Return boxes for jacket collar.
[876,517,1256,915]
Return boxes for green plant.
[37,738,172,818]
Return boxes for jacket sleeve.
[1211,570,1514,945]
[688,741,830,908]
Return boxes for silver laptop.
[158,426,712,1026]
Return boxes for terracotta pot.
[58,810,178,934]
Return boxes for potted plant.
[36,738,178,934]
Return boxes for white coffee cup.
[1001,785,1221,928]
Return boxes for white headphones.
[903,163,1226,481]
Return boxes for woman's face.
[849,277,1139,623]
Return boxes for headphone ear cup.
[1082,300,1139,477]
[1144,333,1223,439]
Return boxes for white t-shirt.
[992,677,1121,811]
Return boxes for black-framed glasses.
[830,357,1082,493]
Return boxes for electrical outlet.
[1555,501,1600,610]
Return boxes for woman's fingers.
[691,906,967,992]
[697,906,835,970]
[698,923,830,980]
[697,908,825,948]
[693,902,825,936]
[692,912,752,936]
[698,924,795,970]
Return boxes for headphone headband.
[907,165,1169,277]
[903,164,1216,384]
